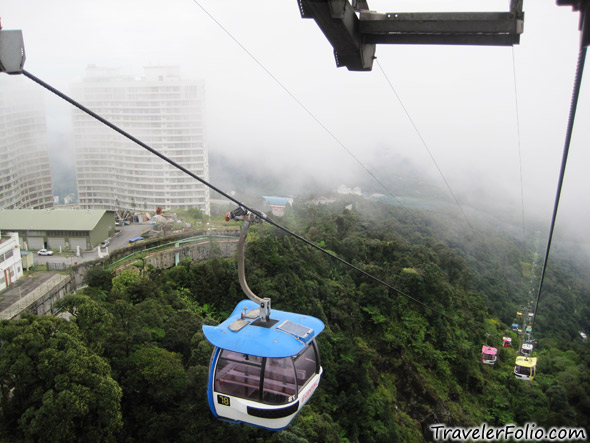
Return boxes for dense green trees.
[0,315,122,442]
[1,198,588,441]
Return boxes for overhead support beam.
[557,0,590,47]
[359,11,523,46]
[298,0,524,71]
[298,0,376,71]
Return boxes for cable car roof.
[481,345,497,355]
[203,300,325,358]
[515,356,537,368]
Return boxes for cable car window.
[262,357,297,405]
[215,350,262,401]
[515,365,531,376]
[294,343,318,392]
[482,353,495,362]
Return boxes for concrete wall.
[145,238,238,270]
[70,231,240,289]
[28,276,73,317]
[2,274,72,320]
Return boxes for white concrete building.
[71,66,210,214]
[0,76,54,210]
[337,184,361,196]
[0,232,23,291]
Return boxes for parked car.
[101,238,111,247]
[38,249,54,256]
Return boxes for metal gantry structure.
[298,0,524,71]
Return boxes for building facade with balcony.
[0,76,54,210]
[0,232,23,291]
[71,66,210,214]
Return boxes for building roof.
[262,196,293,206]
[0,209,112,232]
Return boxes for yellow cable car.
[514,356,537,381]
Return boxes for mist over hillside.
[2,195,589,441]
[208,147,587,256]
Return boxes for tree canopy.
[1,198,588,441]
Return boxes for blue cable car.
[203,300,324,430]
[202,207,324,430]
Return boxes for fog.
[2,0,589,249]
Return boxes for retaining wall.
[1,274,72,320]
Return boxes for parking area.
[32,223,152,266]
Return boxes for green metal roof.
[0,209,113,232]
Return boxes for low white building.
[262,196,293,217]
[337,185,361,196]
[0,232,23,291]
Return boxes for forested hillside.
[1,198,589,442]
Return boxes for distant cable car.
[514,356,537,381]
[503,336,512,347]
[516,312,523,319]
[528,312,534,320]
[525,325,532,334]
[521,343,533,357]
[202,207,324,430]
[481,345,498,365]
[511,323,519,332]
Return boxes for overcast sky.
[2,0,589,247]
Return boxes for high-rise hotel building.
[72,66,210,214]
[0,76,53,209]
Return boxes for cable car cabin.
[516,312,523,319]
[503,336,512,347]
[526,325,532,334]
[202,300,325,431]
[521,343,533,357]
[514,356,537,381]
[481,345,498,365]
[528,312,534,320]
[511,323,519,332]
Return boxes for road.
[33,223,152,266]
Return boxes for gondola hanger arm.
[226,207,272,322]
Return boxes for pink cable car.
[481,345,498,365]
